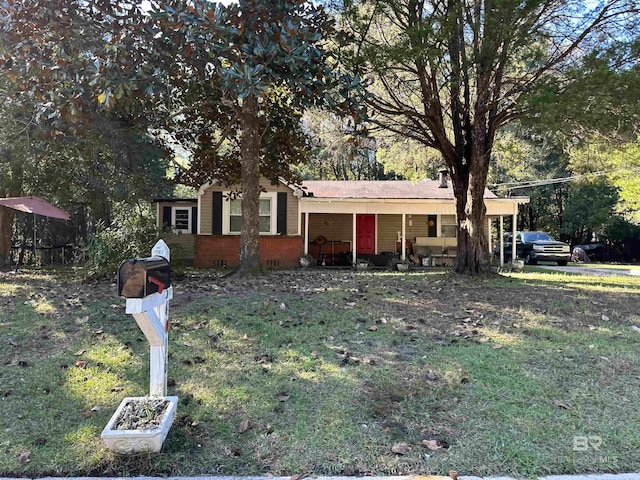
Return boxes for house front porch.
[300,197,528,267]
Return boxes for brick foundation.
[194,235,303,269]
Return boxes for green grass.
[1,267,639,477]
[561,263,640,271]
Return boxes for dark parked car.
[495,231,571,265]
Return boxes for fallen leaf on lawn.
[449,470,459,480]
[238,419,250,433]
[280,303,286,310]
[94,328,104,335]
[74,360,88,368]
[368,325,378,331]
[391,442,411,455]
[81,410,95,417]
[426,370,437,381]
[91,406,101,412]
[492,344,503,349]
[345,302,356,307]
[73,349,85,356]
[276,393,290,402]
[17,451,30,465]
[422,439,441,451]
[110,384,124,392]
[416,476,455,480]
[310,350,319,357]
[632,325,640,332]
[601,314,610,321]
[290,473,309,480]
[553,399,572,409]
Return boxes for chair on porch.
[446,246,457,266]
[413,245,431,266]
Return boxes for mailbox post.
[119,240,173,396]
[102,240,177,454]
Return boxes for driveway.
[538,265,640,276]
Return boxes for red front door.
[356,214,375,255]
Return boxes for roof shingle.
[301,180,497,199]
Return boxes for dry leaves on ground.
[238,419,250,433]
[553,399,572,409]
[391,442,411,455]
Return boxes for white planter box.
[101,396,178,454]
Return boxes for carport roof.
[301,180,498,199]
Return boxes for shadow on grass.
[1,268,640,477]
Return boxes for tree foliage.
[299,109,381,180]
[376,137,442,181]
[340,0,639,274]
[1,0,365,275]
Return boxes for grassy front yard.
[1,267,639,477]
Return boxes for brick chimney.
[438,168,449,188]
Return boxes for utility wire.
[490,167,640,191]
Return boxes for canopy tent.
[0,196,70,220]
[0,196,70,263]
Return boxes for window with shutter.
[223,191,278,235]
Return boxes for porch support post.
[499,215,504,267]
[374,213,378,255]
[352,213,357,265]
[297,208,302,236]
[512,212,517,262]
[304,212,309,255]
[401,213,406,260]
[488,217,492,255]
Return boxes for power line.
[490,167,640,191]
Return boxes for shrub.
[86,216,161,279]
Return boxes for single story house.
[155,174,528,268]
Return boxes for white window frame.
[439,214,457,238]
[222,191,278,235]
[172,206,192,234]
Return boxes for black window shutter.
[277,192,287,235]
[191,207,198,234]
[212,192,223,234]
[162,206,172,228]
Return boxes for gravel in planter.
[114,398,170,431]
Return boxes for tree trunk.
[451,132,492,275]
[0,206,14,267]
[0,151,22,268]
[236,94,262,276]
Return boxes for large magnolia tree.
[1,0,365,275]
[343,0,639,274]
